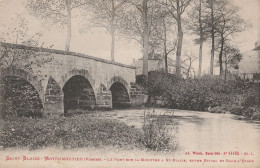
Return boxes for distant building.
[132,51,193,77]
[132,52,175,75]
[238,41,260,81]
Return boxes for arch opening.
[62,75,96,114]
[0,76,43,118]
[109,82,130,109]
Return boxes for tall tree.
[160,0,192,77]
[81,0,128,62]
[120,0,159,76]
[150,9,177,73]
[208,0,215,76]
[142,0,149,76]
[203,0,225,75]
[214,0,246,78]
[121,1,178,75]
[187,0,207,77]
[26,0,88,51]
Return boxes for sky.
[0,0,259,74]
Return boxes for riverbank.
[0,110,177,152]
[0,113,143,150]
[1,109,259,168]
[208,106,260,120]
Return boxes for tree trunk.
[176,24,183,77]
[198,0,203,77]
[165,53,168,73]
[142,0,149,76]
[224,59,227,80]
[210,0,214,75]
[111,30,115,62]
[65,0,71,51]
[176,1,183,77]
[198,42,203,77]
[163,19,168,73]
[110,0,115,62]
[219,36,224,78]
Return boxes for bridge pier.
[130,83,146,107]
[44,77,64,115]
[96,88,113,109]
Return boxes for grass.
[0,113,143,150]
[0,111,178,152]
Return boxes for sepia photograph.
[0,0,259,167]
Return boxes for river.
[103,108,260,167]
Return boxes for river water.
[103,108,260,167]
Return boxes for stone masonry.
[0,42,146,115]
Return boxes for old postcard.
[0,0,259,167]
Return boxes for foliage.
[202,0,246,76]
[0,14,53,70]
[65,108,95,117]
[140,72,259,118]
[159,0,192,76]
[0,76,43,118]
[26,0,88,50]
[186,0,208,44]
[0,44,53,70]
[0,114,143,150]
[210,105,260,120]
[136,71,180,105]
[141,113,177,152]
[26,0,87,27]
[80,0,128,61]
[0,14,48,47]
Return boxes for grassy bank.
[0,111,177,152]
[0,113,143,150]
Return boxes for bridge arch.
[0,68,44,117]
[62,74,96,114]
[108,76,131,108]
[0,68,43,97]
[61,69,95,90]
[107,76,130,91]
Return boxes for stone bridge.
[0,42,145,116]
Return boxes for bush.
[140,112,177,152]
[0,76,43,118]
[252,108,260,120]
[229,106,244,115]
[139,72,259,119]
[209,106,228,114]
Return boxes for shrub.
[209,106,228,114]
[139,72,259,119]
[140,112,177,152]
[0,76,43,118]
[252,107,260,120]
